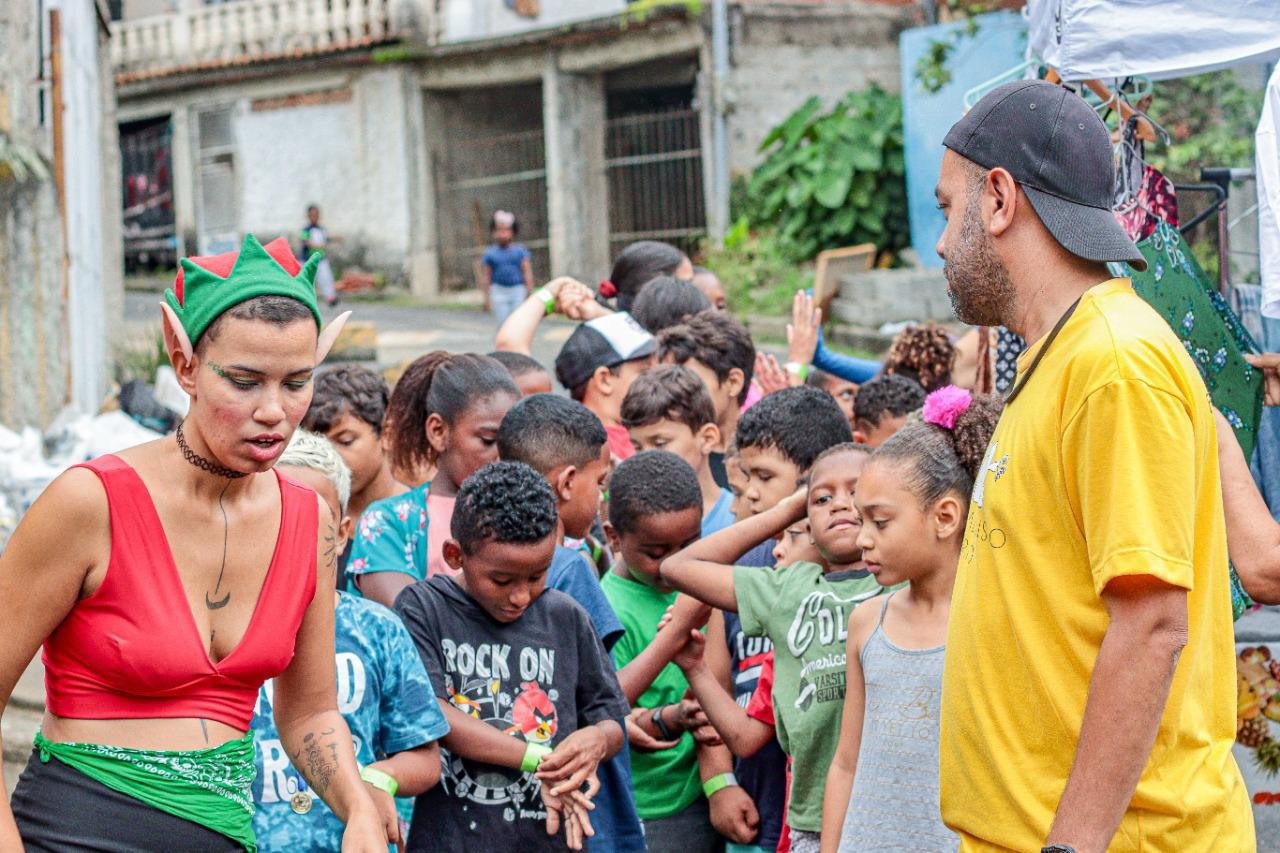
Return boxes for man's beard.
[944,196,1016,328]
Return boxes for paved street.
[125,289,575,371]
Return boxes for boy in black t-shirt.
[395,462,628,851]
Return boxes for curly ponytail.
[871,387,1003,506]
[383,351,518,476]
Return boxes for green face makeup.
[209,361,312,390]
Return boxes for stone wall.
[0,4,73,427]
[725,0,915,173]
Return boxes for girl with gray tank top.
[817,386,1003,853]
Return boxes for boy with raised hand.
[498,392,645,853]
[600,451,758,852]
[622,364,735,536]
[850,374,926,448]
[394,462,628,851]
[254,430,448,853]
[660,390,881,853]
[656,311,756,488]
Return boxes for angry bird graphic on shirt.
[505,681,558,743]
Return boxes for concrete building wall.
[440,0,626,43]
[236,95,361,243]
[237,69,415,275]
[1,7,68,430]
[122,65,419,283]
[54,0,122,416]
[725,1,913,173]
[1,0,121,428]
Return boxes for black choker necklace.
[176,421,246,479]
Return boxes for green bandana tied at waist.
[34,730,257,852]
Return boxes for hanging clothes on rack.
[1113,117,1179,242]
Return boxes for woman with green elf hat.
[0,235,394,851]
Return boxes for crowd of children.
[240,233,1002,852]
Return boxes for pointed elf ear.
[315,310,352,364]
[160,301,194,364]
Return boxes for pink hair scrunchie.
[922,385,973,431]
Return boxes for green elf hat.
[163,234,323,347]
[159,234,350,366]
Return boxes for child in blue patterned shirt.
[252,430,449,852]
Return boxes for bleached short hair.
[278,429,351,513]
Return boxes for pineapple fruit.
[1256,737,1280,778]
[1239,717,1271,748]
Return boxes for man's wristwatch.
[1041,845,1077,853]
[651,705,677,741]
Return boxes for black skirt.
[11,749,246,852]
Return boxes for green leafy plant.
[743,86,908,263]
[1148,70,1263,283]
[913,2,1012,94]
[1153,71,1261,183]
[625,0,702,24]
[700,222,813,317]
[114,327,168,386]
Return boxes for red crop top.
[42,455,318,731]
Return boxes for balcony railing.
[110,0,433,78]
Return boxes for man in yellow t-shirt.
[933,80,1254,852]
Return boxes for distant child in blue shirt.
[253,430,449,852]
[482,209,534,327]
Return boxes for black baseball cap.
[943,79,1146,271]
[555,312,657,391]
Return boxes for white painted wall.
[51,0,111,415]
[234,68,412,273]
[235,98,358,243]
[440,0,625,42]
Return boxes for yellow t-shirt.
[940,279,1254,851]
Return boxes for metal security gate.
[605,107,705,259]
[437,126,550,292]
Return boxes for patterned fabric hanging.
[1118,221,1264,620]
[993,327,1026,394]
[1115,164,1180,243]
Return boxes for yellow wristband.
[360,766,398,797]
[521,742,552,773]
[702,771,738,798]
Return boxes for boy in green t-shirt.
[660,387,884,850]
[601,451,757,852]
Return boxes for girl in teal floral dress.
[347,352,519,608]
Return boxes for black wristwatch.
[651,705,677,740]
[1041,846,1077,853]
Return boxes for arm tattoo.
[293,727,340,795]
[322,518,338,580]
